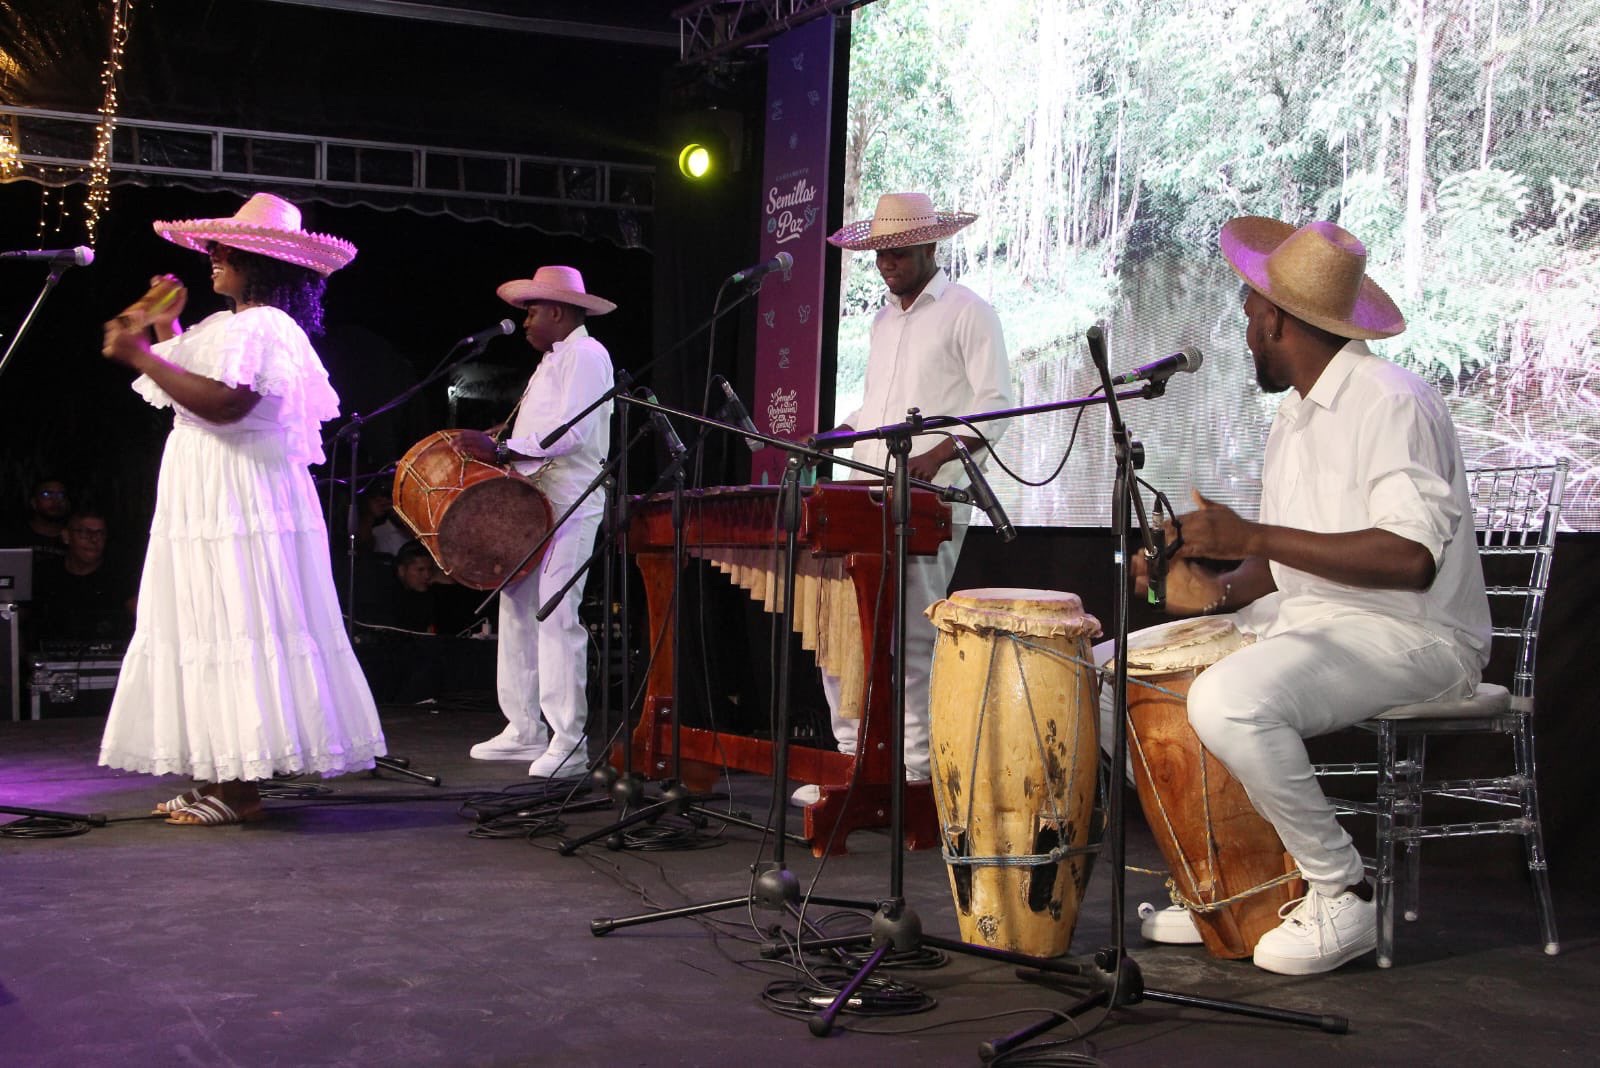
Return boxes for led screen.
[835,0,1600,528]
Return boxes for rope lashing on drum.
[1002,635,1303,909]
[940,629,1090,870]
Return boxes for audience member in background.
[361,540,491,703]
[2,478,73,559]
[32,508,137,645]
[356,481,410,559]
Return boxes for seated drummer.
[1095,216,1490,975]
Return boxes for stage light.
[678,142,714,180]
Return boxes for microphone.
[637,388,687,459]
[728,251,794,285]
[713,375,764,452]
[1147,499,1168,609]
[952,439,1015,543]
[457,319,516,349]
[1,246,94,267]
[1111,346,1204,386]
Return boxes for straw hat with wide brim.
[496,265,616,316]
[827,192,978,252]
[153,193,357,277]
[1220,217,1406,340]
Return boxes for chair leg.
[1375,722,1398,968]
[1513,716,1561,956]
[1401,733,1425,923]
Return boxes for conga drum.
[927,588,1102,957]
[392,429,555,591]
[1117,617,1304,959]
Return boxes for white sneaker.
[1252,887,1376,976]
[790,784,821,807]
[1140,905,1203,945]
[469,726,549,762]
[528,741,588,779]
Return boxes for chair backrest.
[1466,462,1568,709]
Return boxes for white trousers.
[495,508,603,752]
[1095,611,1477,895]
[821,525,967,781]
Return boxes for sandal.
[152,788,208,816]
[164,795,266,827]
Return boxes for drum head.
[931,587,1101,640]
[1120,616,1251,675]
[435,476,554,590]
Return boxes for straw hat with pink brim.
[1220,216,1406,340]
[152,192,357,277]
[496,265,616,316]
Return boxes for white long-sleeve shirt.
[504,325,613,516]
[841,270,1013,512]
[1240,341,1491,666]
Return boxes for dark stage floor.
[3,698,1596,1067]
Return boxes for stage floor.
[2,698,1596,1067]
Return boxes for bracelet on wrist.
[1202,581,1232,615]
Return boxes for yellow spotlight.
[678,142,713,180]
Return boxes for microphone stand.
[325,331,507,789]
[795,348,1343,1048]
[586,413,905,932]
[557,392,816,855]
[0,260,74,382]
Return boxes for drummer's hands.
[1134,556,1228,616]
[1172,490,1258,561]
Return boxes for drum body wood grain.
[1120,617,1304,959]
[928,588,1101,957]
[392,429,554,591]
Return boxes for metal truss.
[0,105,654,215]
[675,0,869,64]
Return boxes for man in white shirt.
[467,266,615,778]
[798,193,1013,802]
[1109,218,1491,975]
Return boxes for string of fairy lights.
[85,0,137,247]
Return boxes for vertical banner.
[749,16,835,485]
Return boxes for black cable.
[0,816,96,839]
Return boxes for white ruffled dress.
[99,307,387,782]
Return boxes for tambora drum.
[392,429,554,591]
[1118,616,1304,958]
[927,588,1102,957]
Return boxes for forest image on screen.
[834,0,1599,529]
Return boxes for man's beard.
[1254,355,1290,394]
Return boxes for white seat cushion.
[1375,682,1512,721]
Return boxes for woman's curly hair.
[211,243,329,336]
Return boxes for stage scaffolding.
[0,105,654,243]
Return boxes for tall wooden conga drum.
[927,589,1102,957]
[1117,617,1304,958]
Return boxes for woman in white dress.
[98,193,387,826]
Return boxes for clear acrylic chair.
[1317,460,1566,968]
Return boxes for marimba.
[626,483,952,855]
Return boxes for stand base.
[372,755,441,787]
[622,705,941,856]
[804,903,1348,1042]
